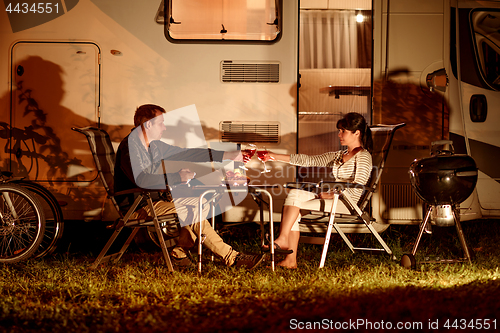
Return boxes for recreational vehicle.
[1,0,499,254]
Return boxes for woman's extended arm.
[265,152,290,163]
[265,151,342,167]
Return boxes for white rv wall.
[0,0,299,221]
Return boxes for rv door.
[453,6,500,215]
[9,41,100,183]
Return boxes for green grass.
[1,220,499,332]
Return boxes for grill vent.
[220,121,280,143]
[221,61,280,83]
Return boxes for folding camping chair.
[72,127,180,271]
[285,123,405,267]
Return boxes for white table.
[193,184,277,273]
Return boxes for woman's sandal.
[261,242,293,255]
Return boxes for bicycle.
[0,171,46,263]
[10,179,64,258]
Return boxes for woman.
[262,112,373,268]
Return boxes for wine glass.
[256,147,271,173]
[240,144,256,171]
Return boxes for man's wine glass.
[240,144,256,170]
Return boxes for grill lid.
[409,144,478,206]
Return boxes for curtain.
[300,10,363,69]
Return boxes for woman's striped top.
[289,149,373,204]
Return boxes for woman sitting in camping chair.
[261,112,373,269]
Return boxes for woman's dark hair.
[336,112,373,153]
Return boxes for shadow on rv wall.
[373,71,450,149]
[372,71,451,218]
[0,56,133,218]
[0,56,251,221]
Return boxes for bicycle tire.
[0,184,46,263]
[13,181,64,258]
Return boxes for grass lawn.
[1,220,499,332]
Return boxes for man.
[114,104,264,269]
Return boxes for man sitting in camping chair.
[114,104,264,269]
[261,112,372,269]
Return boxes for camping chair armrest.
[285,181,374,194]
[284,181,319,191]
[285,181,350,193]
[318,181,374,193]
[113,188,172,196]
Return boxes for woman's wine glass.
[256,147,271,173]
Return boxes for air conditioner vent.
[221,61,280,83]
[220,121,280,143]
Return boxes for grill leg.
[412,206,433,256]
[452,208,472,263]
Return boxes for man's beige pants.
[133,196,238,266]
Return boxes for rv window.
[471,10,500,90]
[160,0,281,43]
[299,9,372,69]
[480,42,500,90]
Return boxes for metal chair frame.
[72,127,180,271]
[285,123,406,267]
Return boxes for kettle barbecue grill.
[400,140,478,269]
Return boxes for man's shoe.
[233,253,265,270]
[171,255,193,267]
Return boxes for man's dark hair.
[134,104,166,127]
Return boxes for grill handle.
[431,140,454,156]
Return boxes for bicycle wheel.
[0,184,45,263]
[13,181,64,258]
